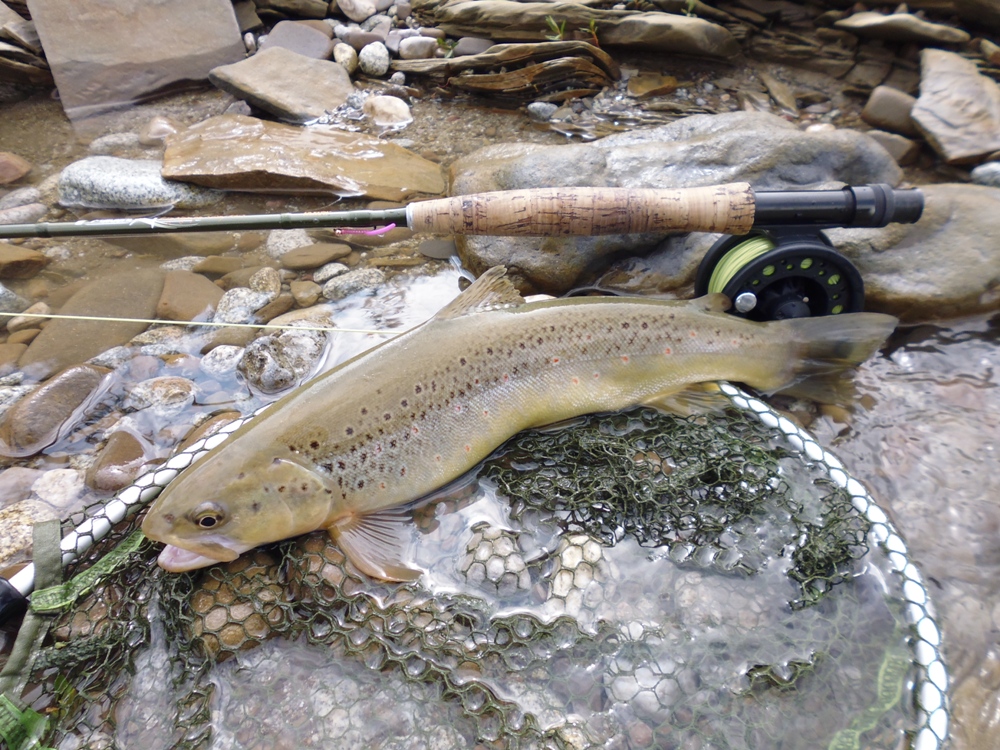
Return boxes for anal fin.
[330,507,422,582]
[643,382,731,417]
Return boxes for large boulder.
[26,0,245,120]
[451,112,902,295]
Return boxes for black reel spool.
[694,229,864,321]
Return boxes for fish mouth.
[153,537,251,572]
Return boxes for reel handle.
[405,183,756,236]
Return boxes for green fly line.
[707,235,776,294]
[0,311,403,336]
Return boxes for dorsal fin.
[435,266,525,320]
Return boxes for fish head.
[142,452,334,572]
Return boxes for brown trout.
[142,267,896,579]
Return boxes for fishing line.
[707,235,776,294]
[0,311,405,336]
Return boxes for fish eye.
[191,502,225,529]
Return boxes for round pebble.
[333,42,359,75]
[526,102,558,122]
[971,161,1000,188]
[362,95,413,129]
[321,267,385,300]
[358,42,390,77]
[200,345,245,380]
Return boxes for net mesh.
[3,406,924,750]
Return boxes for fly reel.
[694,229,864,321]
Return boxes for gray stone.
[0,202,46,225]
[398,36,439,60]
[162,114,445,201]
[971,162,1000,188]
[209,46,354,124]
[87,132,142,155]
[526,102,558,122]
[361,14,392,36]
[362,95,413,128]
[834,11,970,45]
[451,111,902,295]
[0,281,26,314]
[826,184,1000,320]
[321,267,384,300]
[341,28,385,50]
[237,324,330,393]
[865,130,920,167]
[313,262,349,284]
[358,42,390,77]
[0,187,41,211]
[58,156,221,210]
[200,344,245,379]
[265,228,314,259]
[31,468,84,512]
[386,28,419,54]
[213,287,275,324]
[258,20,335,59]
[126,376,197,420]
[453,37,494,57]
[27,0,244,120]
[0,467,43,511]
[861,85,918,137]
[911,49,1000,164]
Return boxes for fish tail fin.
[769,312,897,398]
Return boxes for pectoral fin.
[329,507,422,582]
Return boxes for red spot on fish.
[503,373,510,382]
[435,455,442,462]
[455,405,462,413]
[412,426,420,434]
[483,408,489,416]
[689,331,697,338]
[379,482,386,490]
[593,372,600,379]
[664,347,672,355]
[464,444,471,452]
[474,378,480,385]
[572,377,580,385]
[621,355,630,364]
[551,357,560,364]
[732,339,739,345]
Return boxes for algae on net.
[10,407,916,750]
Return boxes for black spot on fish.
[401,399,408,407]
[460,357,467,366]
[361,407,368,415]
[310,440,319,449]
[300,483,308,491]
[415,385,422,394]
[346,427,354,436]
[400,467,406,476]
[236,472,246,481]
[337,476,343,486]
[384,412,391,421]
[337,460,345,470]
[641,322,648,330]
[519,342,526,349]
[536,337,542,345]
[487,347,494,355]
[252,502,260,512]
[324,489,332,495]
[288,445,296,452]
[278,485,286,492]
[622,322,630,329]
[357,480,365,489]
[390,439,397,448]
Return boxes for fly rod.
[0,183,922,240]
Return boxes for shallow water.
[0,62,994,750]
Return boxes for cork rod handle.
[406,183,756,236]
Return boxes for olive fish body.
[142,267,897,579]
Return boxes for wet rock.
[265,228,313,260]
[30,468,84,512]
[28,0,244,120]
[200,344,245,380]
[911,49,1000,165]
[58,156,222,210]
[107,230,258,260]
[418,238,456,259]
[834,11,970,45]
[209,47,354,124]
[333,42,359,74]
[139,116,181,148]
[452,111,902,295]
[321,267,384,300]
[162,114,445,201]
[193,256,245,276]
[340,27,386,51]
[257,0,328,17]
[0,281,27,314]
[826,184,1000,320]
[627,73,678,99]
[453,36,493,56]
[0,202,46,225]
[337,0,377,22]
[362,95,412,128]
[0,342,26,373]
[0,151,30,184]
[249,266,282,298]
[861,85,918,137]
[358,42,390,76]
[952,645,1000,749]
[238,318,331,393]
[412,0,739,58]
[87,132,142,155]
[126,376,197,420]
[259,20,335,59]
[0,467,43,511]
[0,364,113,458]
[313,262,349,284]
[398,36,438,60]
[290,280,322,306]
[157,270,225,322]
[0,245,47,279]
[19,269,165,379]
[8,329,39,345]
[280,242,352,270]
[218,265,271,290]
[526,102,558,122]
[85,428,150,492]
[0,187,42,211]
[0,499,58,569]
[7,300,49,332]
[213,287,275,325]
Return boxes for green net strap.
[827,647,911,750]
[0,519,64,750]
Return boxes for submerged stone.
[58,156,222,210]
[85,428,150,492]
[162,114,445,201]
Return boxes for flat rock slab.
[258,20,335,59]
[827,184,1000,320]
[162,114,445,201]
[911,49,1000,164]
[450,111,902,295]
[58,156,222,210]
[410,0,739,58]
[835,11,970,45]
[209,46,352,124]
[26,0,245,119]
[19,269,165,379]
